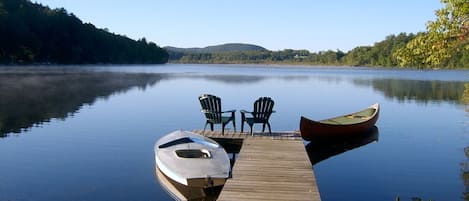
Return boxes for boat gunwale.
[311,103,379,126]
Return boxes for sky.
[33,0,443,52]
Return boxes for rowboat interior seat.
[240,97,275,136]
[175,149,211,158]
[198,94,236,135]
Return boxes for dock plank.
[193,130,321,201]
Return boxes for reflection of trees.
[173,74,311,84]
[173,74,265,84]
[355,79,466,104]
[462,84,469,111]
[462,147,469,200]
[461,84,469,200]
[0,71,164,137]
[186,74,265,84]
[278,75,310,81]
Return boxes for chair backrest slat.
[253,97,274,121]
[199,94,222,122]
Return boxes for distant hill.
[0,0,168,64]
[164,43,267,53]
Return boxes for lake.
[0,64,468,201]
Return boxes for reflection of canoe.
[305,126,379,165]
[154,130,230,188]
[155,166,221,201]
[300,103,380,141]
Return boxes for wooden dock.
[193,130,322,201]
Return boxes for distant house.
[294,54,308,59]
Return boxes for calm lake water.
[0,64,468,201]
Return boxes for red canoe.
[300,103,380,141]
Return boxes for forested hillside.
[165,34,415,66]
[165,43,267,61]
[167,32,468,69]
[0,0,168,64]
[165,43,266,53]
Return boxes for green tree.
[395,0,469,68]
[0,0,168,64]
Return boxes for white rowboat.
[154,130,230,188]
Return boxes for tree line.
[169,31,468,69]
[167,33,416,67]
[0,0,168,64]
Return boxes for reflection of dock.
[193,130,322,201]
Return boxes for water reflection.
[155,166,222,201]
[462,147,469,200]
[0,70,165,137]
[177,74,265,84]
[170,74,310,84]
[0,65,467,200]
[173,73,467,105]
[305,126,379,166]
[462,84,469,200]
[462,83,469,112]
[354,78,466,104]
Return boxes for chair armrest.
[201,109,236,113]
[201,109,216,114]
[250,111,275,115]
[240,110,253,114]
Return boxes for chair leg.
[250,125,253,136]
[267,123,272,135]
[232,119,236,133]
[262,123,266,132]
[221,124,225,135]
[203,122,209,132]
[241,121,244,133]
[210,123,214,131]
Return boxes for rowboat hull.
[154,130,230,188]
[155,166,221,201]
[300,103,379,141]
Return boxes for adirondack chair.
[198,94,236,135]
[240,97,275,136]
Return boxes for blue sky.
[34,0,442,52]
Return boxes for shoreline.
[165,62,455,71]
[0,62,465,71]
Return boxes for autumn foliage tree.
[395,0,469,68]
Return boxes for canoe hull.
[300,103,379,141]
